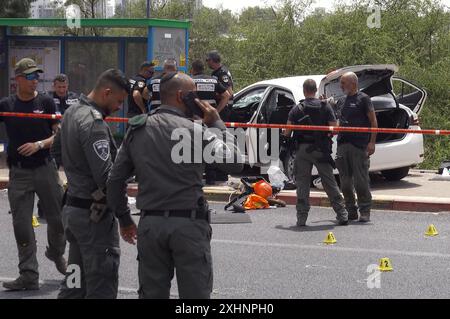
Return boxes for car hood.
[318,64,399,99]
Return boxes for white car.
[229,65,427,181]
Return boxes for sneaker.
[2,276,39,291]
[45,249,67,275]
[359,214,371,223]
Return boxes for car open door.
[391,77,427,115]
[232,86,272,166]
[248,87,296,167]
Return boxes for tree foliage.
[0,0,36,18]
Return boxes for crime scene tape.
[1,111,450,136]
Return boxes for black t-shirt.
[192,73,227,107]
[127,74,147,117]
[0,93,59,167]
[47,91,79,115]
[336,92,374,148]
[146,74,163,111]
[212,65,234,106]
[288,98,336,143]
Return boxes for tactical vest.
[293,100,331,145]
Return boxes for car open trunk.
[318,65,426,144]
[373,97,409,143]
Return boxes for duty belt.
[8,156,52,169]
[66,195,106,209]
[142,209,209,221]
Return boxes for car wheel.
[282,148,296,183]
[381,167,410,181]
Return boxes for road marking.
[212,239,450,258]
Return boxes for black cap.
[206,50,221,63]
[140,61,155,69]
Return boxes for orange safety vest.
[243,194,270,210]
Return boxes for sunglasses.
[21,73,40,81]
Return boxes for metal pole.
[146,0,151,18]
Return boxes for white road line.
[212,239,450,258]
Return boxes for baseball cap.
[206,50,221,63]
[15,58,44,75]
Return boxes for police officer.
[0,58,66,291]
[107,72,243,299]
[206,50,234,121]
[127,61,155,118]
[335,72,378,223]
[143,58,177,112]
[190,59,231,185]
[47,74,79,115]
[53,69,136,299]
[37,74,79,219]
[284,79,348,227]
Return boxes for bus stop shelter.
[0,18,191,139]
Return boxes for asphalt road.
[0,190,449,299]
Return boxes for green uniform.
[336,92,374,219]
[288,98,347,225]
[107,105,243,299]
[52,94,133,299]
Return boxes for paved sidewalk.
[1,168,450,212]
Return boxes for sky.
[202,0,450,14]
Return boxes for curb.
[2,180,450,213]
[131,184,450,213]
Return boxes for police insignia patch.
[138,81,145,88]
[93,140,110,161]
[222,75,229,83]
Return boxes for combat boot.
[296,214,308,227]
[45,247,67,275]
[2,276,39,291]
[359,213,371,223]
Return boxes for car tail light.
[410,114,420,126]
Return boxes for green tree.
[0,0,36,18]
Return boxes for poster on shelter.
[152,27,186,69]
[8,39,60,94]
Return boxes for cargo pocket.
[91,246,120,280]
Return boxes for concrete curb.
[2,179,449,213]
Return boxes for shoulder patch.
[93,140,110,161]
[128,114,148,130]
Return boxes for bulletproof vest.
[149,76,162,109]
[192,74,218,106]
[293,99,330,144]
[50,91,79,115]
[337,93,371,147]
[212,65,234,106]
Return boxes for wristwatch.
[36,141,44,150]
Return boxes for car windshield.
[233,88,266,110]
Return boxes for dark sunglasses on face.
[22,73,40,81]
